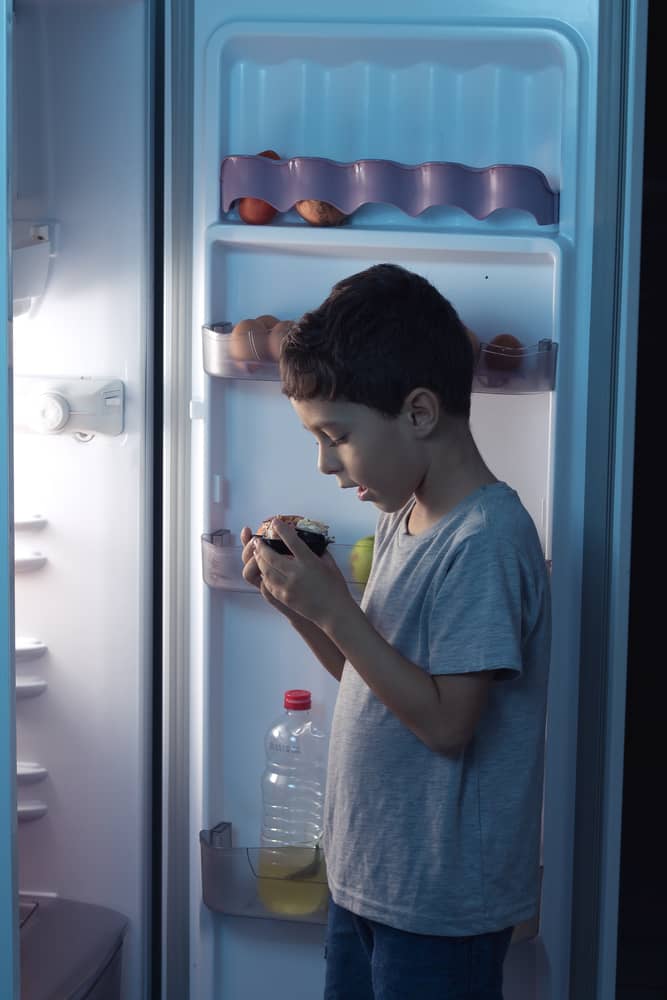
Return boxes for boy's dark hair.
[280,263,473,418]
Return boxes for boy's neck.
[407,421,497,535]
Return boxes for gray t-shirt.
[323,482,551,936]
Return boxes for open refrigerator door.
[161,2,646,998]
[1,1,20,995]
[9,2,152,998]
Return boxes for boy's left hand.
[253,519,353,628]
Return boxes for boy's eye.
[313,431,348,447]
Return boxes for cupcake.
[254,515,333,556]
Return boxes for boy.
[241,263,551,1000]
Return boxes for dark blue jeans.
[324,900,513,1000]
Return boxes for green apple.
[350,536,374,586]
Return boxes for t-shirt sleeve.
[428,532,525,678]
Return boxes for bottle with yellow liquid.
[259,690,328,917]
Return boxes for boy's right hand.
[240,525,303,623]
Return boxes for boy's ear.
[403,388,440,436]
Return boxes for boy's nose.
[318,444,340,476]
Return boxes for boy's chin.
[373,496,411,514]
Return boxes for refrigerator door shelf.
[15,638,48,661]
[17,762,48,785]
[221,155,560,226]
[13,377,125,437]
[200,822,328,925]
[202,531,366,599]
[15,550,47,573]
[17,801,48,823]
[16,677,47,700]
[473,338,558,394]
[203,325,558,394]
[14,514,47,531]
[203,323,277,382]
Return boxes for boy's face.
[291,397,426,513]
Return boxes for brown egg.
[295,199,348,226]
[485,333,524,372]
[237,150,281,225]
[228,319,272,362]
[463,325,481,365]
[255,314,280,330]
[238,198,277,225]
[268,319,295,361]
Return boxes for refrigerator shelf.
[12,221,53,319]
[220,155,559,226]
[203,325,558,394]
[200,821,328,925]
[17,801,48,823]
[14,513,48,531]
[202,531,367,598]
[15,638,48,661]
[17,762,48,785]
[16,676,48,700]
[15,550,47,573]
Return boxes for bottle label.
[269,740,301,754]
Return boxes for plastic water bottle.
[259,689,328,915]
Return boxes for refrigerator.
[0,0,648,998]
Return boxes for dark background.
[615,2,665,997]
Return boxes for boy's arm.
[254,522,491,754]
[288,614,346,682]
[322,600,491,754]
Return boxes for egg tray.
[220,155,560,225]
[202,324,558,394]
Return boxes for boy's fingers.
[242,553,262,585]
[270,519,314,558]
[253,539,289,579]
[240,525,253,545]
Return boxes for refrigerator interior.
[11,2,151,998]
[185,4,598,999]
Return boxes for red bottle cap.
[284,689,311,710]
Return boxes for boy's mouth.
[357,485,370,501]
